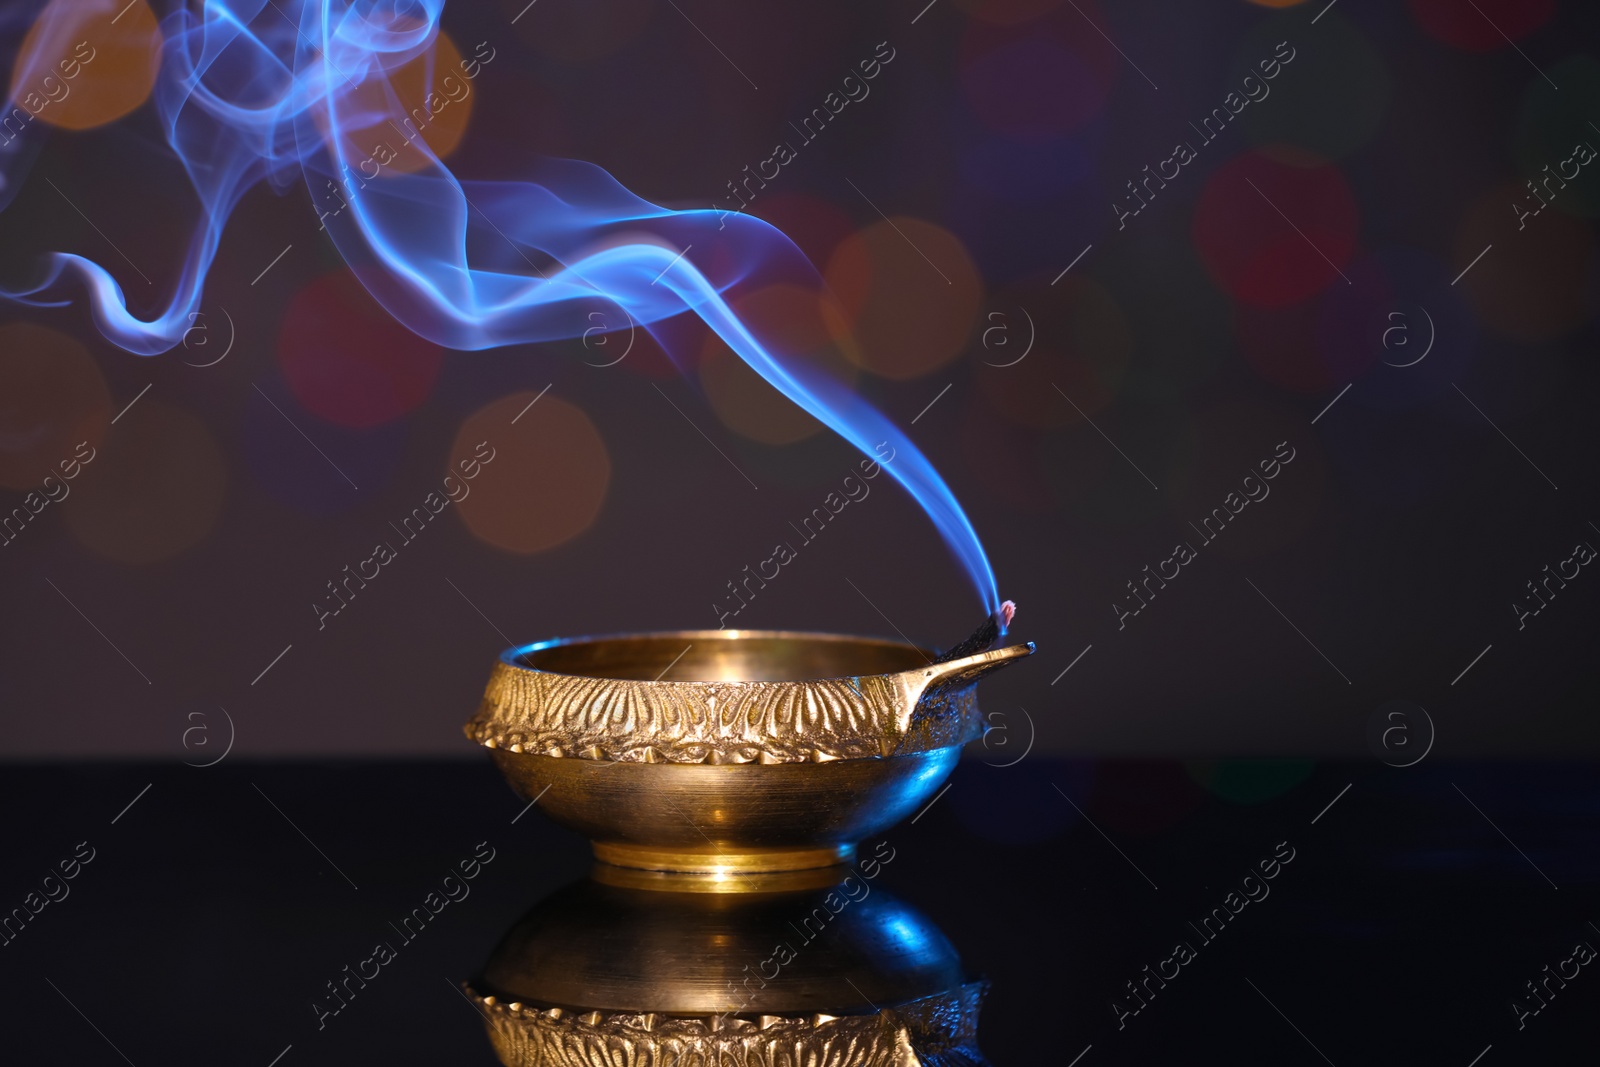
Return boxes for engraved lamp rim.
[465,628,1034,765]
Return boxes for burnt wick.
[933,600,1017,664]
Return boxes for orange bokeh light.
[0,322,112,490]
[8,0,162,132]
[451,392,611,555]
[324,31,479,179]
[824,217,983,381]
[698,284,859,446]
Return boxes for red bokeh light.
[1408,0,1555,53]
[747,192,856,271]
[277,271,445,429]
[1192,150,1358,308]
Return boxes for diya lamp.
[0,0,1032,892]
[464,602,1031,883]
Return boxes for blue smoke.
[1,0,999,611]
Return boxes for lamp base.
[591,841,855,876]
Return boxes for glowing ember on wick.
[934,600,1016,664]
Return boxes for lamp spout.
[890,642,1036,754]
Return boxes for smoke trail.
[0,0,999,610]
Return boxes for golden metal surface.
[589,861,854,894]
[465,875,989,1065]
[466,629,1033,764]
[490,745,957,876]
[467,630,1033,878]
[591,841,856,875]
[467,987,985,1067]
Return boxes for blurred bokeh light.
[277,270,446,429]
[450,391,611,554]
[824,216,983,380]
[9,0,160,131]
[0,322,111,489]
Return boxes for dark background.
[3,0,1600,762]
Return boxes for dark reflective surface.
[1,758,1596,1063]
[469,872,986,1064]
[477,867,965,1014]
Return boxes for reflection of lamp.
[464,871,990,1066]
[466,630,1031,882]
